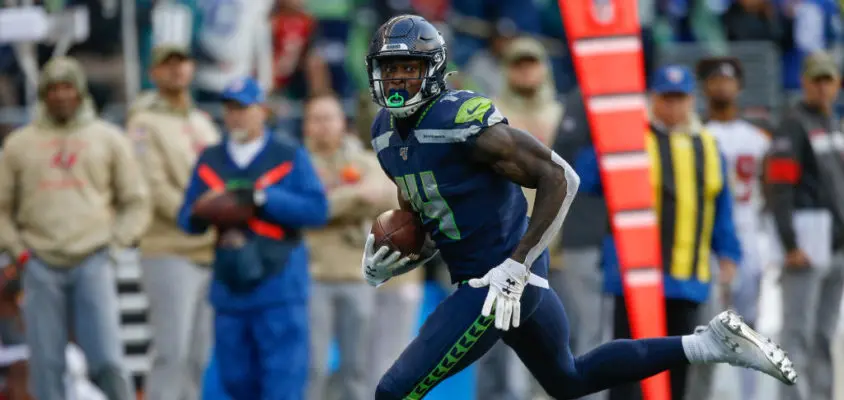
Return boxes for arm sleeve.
[0,145,26,259]
[573,146,603,195]
[711,152,742,264]
[766,117,805,252]
[127,120,184,222]
[261,148,329,228]
[177,160,211,235]
[110,133,151,247]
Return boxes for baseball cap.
[651,65,695,94]
[151,44,191,65]
[38,56,88,99]
[802,51,840,79]
[695,57,743,82]
[503,37,546,64]
[222,77,265,106]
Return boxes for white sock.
[681,333,721,364]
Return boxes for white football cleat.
[700,310,797,385]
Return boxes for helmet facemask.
[367,52,446,118]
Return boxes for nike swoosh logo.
[466,104,481,115]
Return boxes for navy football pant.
[610,296,701,400]
[215,303,308,400]
[375,283,690,399]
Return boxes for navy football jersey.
[371,90,542,282]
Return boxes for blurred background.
[1,0,820,135]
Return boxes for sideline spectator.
[178,77,327,399]
[271,0,330,100]
[690,56,772,400]
[576,65,741,400]
[127,45,220,400]
[766,51,844,400]
[0,56,150,400]
[448,0,542,97]
[494,37,563,147]
[137,0,204,91]
[304,92,393,400]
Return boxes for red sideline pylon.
[558,1,670,399]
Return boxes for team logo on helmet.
[381,43,409,52]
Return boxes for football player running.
[361,15,797,399]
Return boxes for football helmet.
[366,15,448,118]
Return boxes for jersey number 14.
[395,172,462,240]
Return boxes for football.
[192,191,255,228]
[371,209,426,257]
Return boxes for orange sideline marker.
[558,1,670,398]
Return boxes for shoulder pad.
[417,91,507,142]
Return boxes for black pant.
[609,296,700,400]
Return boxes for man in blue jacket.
[178,76,328,400]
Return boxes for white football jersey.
[707,119,771,265]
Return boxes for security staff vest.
[646,125,724,285]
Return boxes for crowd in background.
[1,0,843,129]
[1,0,844,400]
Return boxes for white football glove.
[361,233,438,287]
[469,258,530,331]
